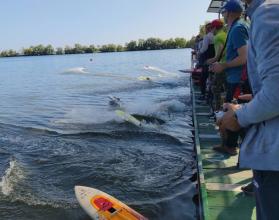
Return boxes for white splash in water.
[53,107,120,125]
[125,99,186,115]
[62,67,89,74]
[0,159,25,196]
[125,99,159,115]
[0,160,76,208]
[158,100,186,113]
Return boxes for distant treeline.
[0,37,196,57]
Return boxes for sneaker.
[213,145,238,156]
[226,147,238,156]
[241,182,255,196]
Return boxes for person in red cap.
[207,19,226,65]
[206,19,227,111]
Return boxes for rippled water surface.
[0,49,196,220]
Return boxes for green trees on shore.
[0,49,18,57]
[126,38,190,51]
[0,37,195,57]
[23,44,55,56]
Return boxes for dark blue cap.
[221,0,244,13]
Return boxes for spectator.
[219,0,279,219]
[212,0,249,155]
[198,23,215,99]
[207,19,227,111]
[211,0,248,103]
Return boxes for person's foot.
[226,147,238,156]
[213,145,238,156]
[208,113,215,119]
[241,182,255,196]
[212,144,223,149]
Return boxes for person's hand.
[219,103,242,132]
[206,58,214,65]
[211,62,226,74]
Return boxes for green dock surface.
[191,78,257,220]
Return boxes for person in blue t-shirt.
[211,0,249,156]
[211,0,249,103]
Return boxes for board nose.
[74,185,84,197]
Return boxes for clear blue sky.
[0,0,217,51]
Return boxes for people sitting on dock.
[218,0,279,219]
[211,0,249,156]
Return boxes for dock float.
[191,77,256,220]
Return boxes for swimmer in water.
[108,96,121,108]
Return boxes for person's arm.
[238,94,253,101]
[222,45,247,69]
[211,26,248,74]
[199,35,209,54]
[207,43,224,65]
[236,9,279,127]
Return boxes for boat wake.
[0,159,25,196]
[61,67,89,74]
[144,65,178,77]
[0,159,77,209]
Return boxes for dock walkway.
[191,77,257,220]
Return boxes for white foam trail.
[62,67,89,74]
[52,107,121,125]
[0,159,25,196]
[0,160,77,209]
[143,66,178,77]
[158,100,186,113]
[123,98,157,116]
[125,99,186,116]
[94,73,135,81]
[52,98,185,129]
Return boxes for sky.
[0,0,217,51]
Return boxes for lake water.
[0,49,196,220]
